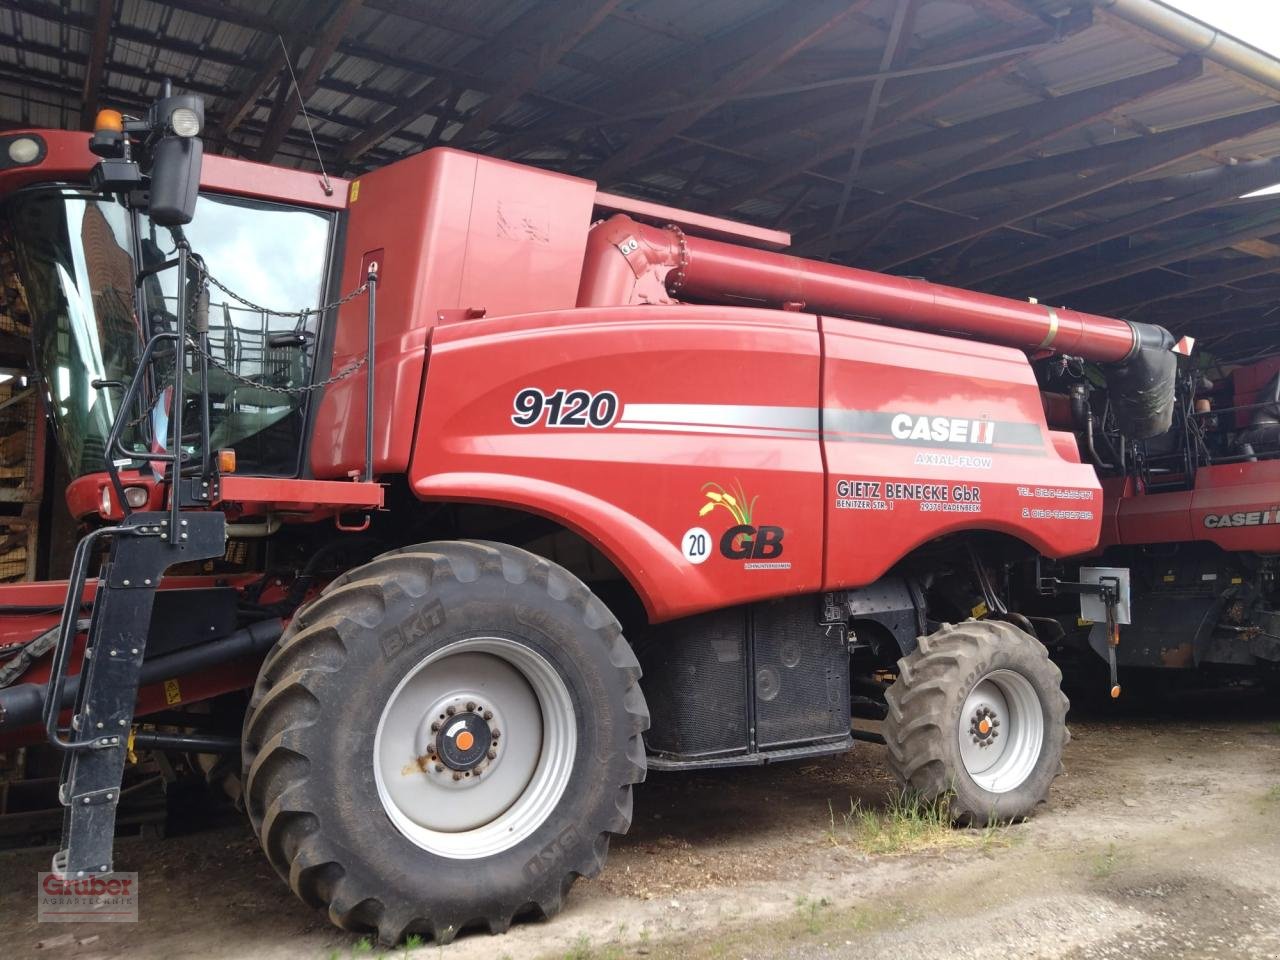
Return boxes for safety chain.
[116,262,373,433]
[119,343,365,437]
[190,340,366,396]
[194,261,371,318]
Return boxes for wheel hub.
[411,691,505,786]
[374,640,577,858]
[435,708,496,773]
[968,705,1000,748]
[957,669,1045,794]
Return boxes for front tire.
[241,541,648,944]
[884,619,1068,822]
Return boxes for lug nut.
[487,749,497,759]
[452,772,462,781]
[434,763,444,773]
[466,701,477,711]
[491,729,501,740]
[483,710,493,720]
[430,721,440,732]
[446,706,456,716]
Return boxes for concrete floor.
[1,683,1277,960]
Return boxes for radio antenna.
[276,34,334,196]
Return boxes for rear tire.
[241,541,648,944]
[884,619,1068,822]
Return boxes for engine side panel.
[821,316,1102,587]
[411,305,826,621]
[1104,460,1280,551]
[411,305,1103,622]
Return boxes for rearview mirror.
[147,133,202,227]
[87,89,205,227]
[145,94,204,227]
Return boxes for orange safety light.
[217,448,237,473]
[94,109,124,133]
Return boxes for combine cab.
[0,88,1186,943]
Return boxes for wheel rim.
[373,636,577,859]
[957,668,1044,794]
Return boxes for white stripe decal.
[614,422,820,440]
[620,403,820,432]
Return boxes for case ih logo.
[890,414,995,445]
[1203,509,1280,529]
[682,480,788,569]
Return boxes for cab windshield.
[2,187,334,478]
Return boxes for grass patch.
[1264,785,1280,803]
[795,895,832,933]
[827,791,1014,856]
[1090,842,1123,879]
[561,933,624,960]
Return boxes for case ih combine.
[1036,355,1280,684]
[0,89,1198,943]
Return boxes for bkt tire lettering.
[720,524,785,560]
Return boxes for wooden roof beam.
[1164,285,1280,329]
[1033,205,1280,300]
[78,0,113,130]
[1125,256,1280,316]
[255,0,363,162]
[221,40,289,137]
[964,150,1280,288]
[339,76,452,164]
[878,106,1280,274]
[592,0,865,184]
[343,0,618,163]
[818,56,1203,240]
[820,0,922,248]
[448,0,622,147]
[705,16,1089,213]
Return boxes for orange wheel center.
[455,730,475,751]
[978,718,992,735]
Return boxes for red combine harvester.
[1034,351,1280,685]
[0,90,1187,943]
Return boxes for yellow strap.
[1038,306,1060,350]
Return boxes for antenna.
[276,34,334,196]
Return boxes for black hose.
[0,618,282,729]
[131,730,239,754]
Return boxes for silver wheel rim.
[373,637,577,859]
[957,668,1044,794]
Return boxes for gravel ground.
[0,683,1277,960]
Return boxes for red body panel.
[310,149,598,479]
[821,317,1100,587]
[1100,460,1280,551]
[410,305,1100,621]
[0,130,345,210]
[411,305,826,620]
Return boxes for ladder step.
[49,511,226,877]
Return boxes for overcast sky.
[1163,0,1280,58]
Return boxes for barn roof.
[2,0,1280,361]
